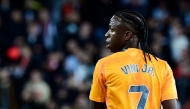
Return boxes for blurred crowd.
[0,0,190,109]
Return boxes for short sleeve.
[89,59,106,102]
[161,62,178,101]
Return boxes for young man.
[89,9,178,109]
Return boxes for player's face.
[105,16,126,52]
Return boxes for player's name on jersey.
[121,64,154,76]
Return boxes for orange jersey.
[89,48,178,109]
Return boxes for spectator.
[0,67,18,109]
[21,69,51,109]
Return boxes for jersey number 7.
[128,85,149,109]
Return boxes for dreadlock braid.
[115,9,157,63]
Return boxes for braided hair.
[114,9,157,63]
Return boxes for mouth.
[106,38,111,48]
[106,44,110,48]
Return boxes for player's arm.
[161,62,178,109]
[90,101,106,109]
[162,99,177,109]
[89,59,107,109]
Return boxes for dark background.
[0,0,190,109]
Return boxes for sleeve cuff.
[89,96,105,102]
[161,93,178,101]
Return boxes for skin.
[162,99,178,109]
[90,15,177,109]
[105,16,138,52]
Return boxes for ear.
[124,31,133,41]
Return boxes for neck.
[121,44,139,51]
[121,40,140,51]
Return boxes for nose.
[105,30,110,38]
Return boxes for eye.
[108,25,114,32]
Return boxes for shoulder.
[149,54,168,65]
[157,58,170,67]
[151,56,171,71]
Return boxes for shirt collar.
[124,48,144,57]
